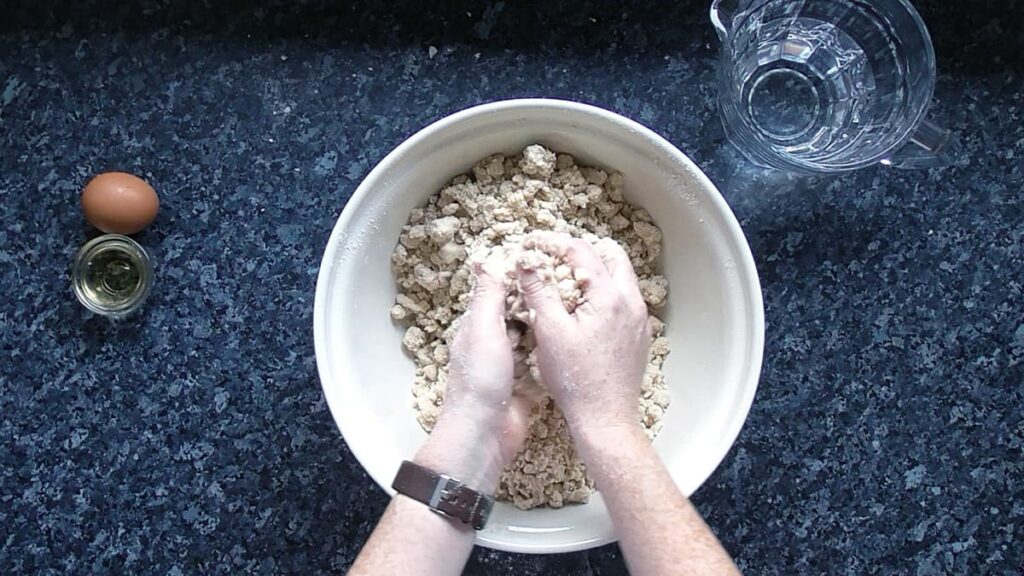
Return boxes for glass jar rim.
[71,234,154,318]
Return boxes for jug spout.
[710,0,738,40]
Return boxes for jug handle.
[710,0,735,41]
[881,119,961,169]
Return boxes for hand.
[420,260,530,487]
[443,260,516,419]
[354,262,533,574]
[516,232,649,441]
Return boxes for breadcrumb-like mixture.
[390,145,671,509]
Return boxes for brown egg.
[81,172,160,234]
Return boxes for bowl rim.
[313,98,765,554]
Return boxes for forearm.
[578,425,740,576]
[349,410,504,576]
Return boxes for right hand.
[516,232,650,439]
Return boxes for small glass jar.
[72,234,154,318]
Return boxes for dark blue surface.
[2,1,1022,573]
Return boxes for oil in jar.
[72,234,153,317]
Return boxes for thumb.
[517,263,570,330]
[498,393,534,462]
[468,261,507,322]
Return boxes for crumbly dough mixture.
[390,145,671,509]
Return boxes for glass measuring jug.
[711,0,959,173]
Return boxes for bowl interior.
[314,100,763,553]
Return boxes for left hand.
[355,262,534,574]
[434,260,531,465]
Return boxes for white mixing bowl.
[313,99,764,554]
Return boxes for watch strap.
[392,460,493,530]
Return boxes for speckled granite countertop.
[1,0,1022,573]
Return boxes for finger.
[469,258,507,320]
[526,232,613,299]
[594,238,645,304]
[516,261,570,331]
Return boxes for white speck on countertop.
[428,46,438,59]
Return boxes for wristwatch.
[392,460,494,530]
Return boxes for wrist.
[562,407,638,443]
[573,420,649,469]
[442,373,512,423]
[414,408,505,493]
[439,394,505,427]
